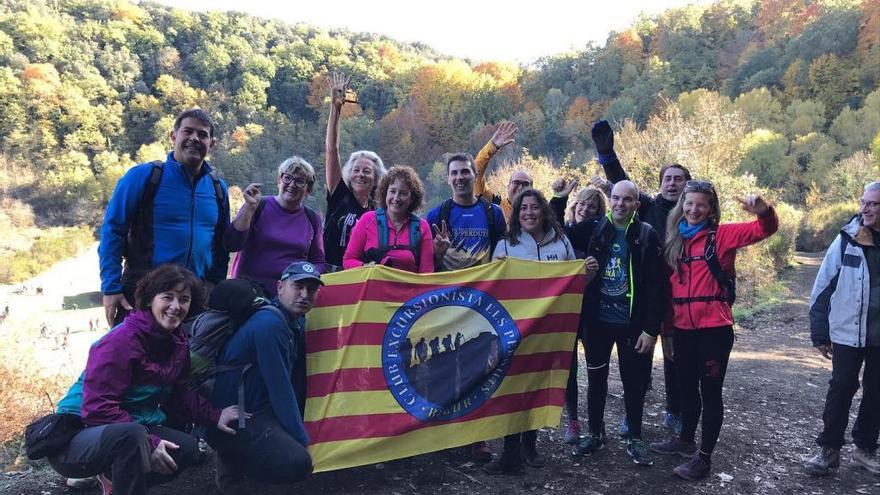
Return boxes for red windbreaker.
[670,208,778,330]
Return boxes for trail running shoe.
[626,438,654,466]
[852,447,880,475]
[649,437,697,458]
[804,447,840,476]
[572,432,606,456]
[673,454,711,481]
[563,420,582,444]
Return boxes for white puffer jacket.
[492,229,575,262]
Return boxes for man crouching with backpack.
[206,261,321,494]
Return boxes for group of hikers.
[31,73,880,495]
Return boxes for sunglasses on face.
[510,180,532,188]
[685,180,715,192]
[280,173,310,188]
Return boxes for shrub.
[798,202,858,252]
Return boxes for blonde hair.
[277,156,316,185]
[664,182,721,269]
[565,187,608,225]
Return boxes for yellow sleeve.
[474,140,499,201]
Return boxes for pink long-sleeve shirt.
[343,211,434,273]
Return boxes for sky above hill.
[150,0,715,63]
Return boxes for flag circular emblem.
[382,287,520,422]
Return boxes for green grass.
[0,226,95,284]
[733,280,790,321]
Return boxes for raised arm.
[591,120,629,184]
[325,73,349,195]
[474,121,518,201]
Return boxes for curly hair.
[377,165,426,215]
[508,188,565,246]
[134,264,205,316]
[565,186,608,225]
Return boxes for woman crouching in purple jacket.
[50,265,240,495]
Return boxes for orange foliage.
[613,29,645,67]
[858,0,880,55]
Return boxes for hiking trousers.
[675,325,734,456]
[207,412,312,485]
[817,344,880,451]
[585,321,652,438]
[49,422,200,495]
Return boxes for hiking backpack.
[678,230,737,305]
[184,278,284,427]
[366,207,422,267]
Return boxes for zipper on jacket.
[185,179,196,268]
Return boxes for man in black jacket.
[593,121,690,437]
[569,180,664,467]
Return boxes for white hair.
[865,181,880,192]
[342,150,387,188]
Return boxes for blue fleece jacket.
[98,152,230,294]
[210,300,310,446]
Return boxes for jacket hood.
[842,214,875,247]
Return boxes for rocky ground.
[2,252,879,494]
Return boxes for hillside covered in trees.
[0,0,877,283]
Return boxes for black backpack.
[678,230,737,305]
[185,278,284,428]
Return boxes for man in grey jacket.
[805,181,880,476]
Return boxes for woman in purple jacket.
[50,265,240,495]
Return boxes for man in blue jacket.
[99,108,230,326]
[207,261,321,493]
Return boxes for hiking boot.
[96,473,113,495]
[563,420,582,444]
[619,416,631,439]
[481,458,524,475]
[522,446,546,468]
[663,411,682,436]
[673,454,711,481]
[470,441,493,463]
[572,432,606,456]
[626,438,654,466]
[649,437,697,458]
[65,477,98,490]
[852,447,880,475]
[804,447,840,476]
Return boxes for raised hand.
[552,177,579,196]
[737,194,769,216]
[432,221,452,257]
[242,183,262,210]
[326,73,350,107]
[591,120,614,155]
[491,121,518,149]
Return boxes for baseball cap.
[280,261,324,285]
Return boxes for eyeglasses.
[685,180,715,191]
[510,180,532,188]
[280,173,310,188]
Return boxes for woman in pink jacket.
[343,166,434,273]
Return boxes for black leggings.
[674,326,734,456]
[585,321,651,438]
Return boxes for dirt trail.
[3,253,880,494]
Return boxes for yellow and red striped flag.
[304,258,586,472]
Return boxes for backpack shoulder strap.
[302,205,319,234]
[143,160,165,203]
[409,214,421,267]
[479,197,500,251]
[704,230,736,304]
[375,208,389,247]
[438,199,453,229]
[252,198,268,226]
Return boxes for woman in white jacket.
[484,188,598,475]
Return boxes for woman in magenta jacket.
[343,165,434,273]
[650,180,778,481]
